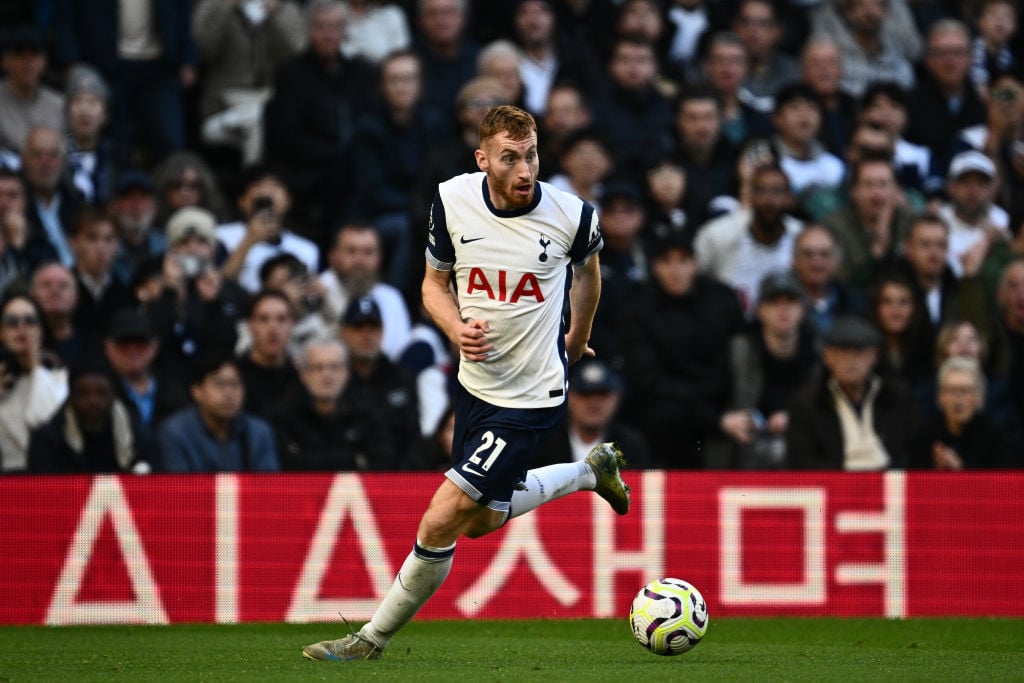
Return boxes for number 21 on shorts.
[463,430,507,476]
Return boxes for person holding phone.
[216,164,320,293]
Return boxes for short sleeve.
[425,191,455,270]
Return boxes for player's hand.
[458,319,492,361]
[565,339,594,365]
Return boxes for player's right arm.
[422,190,492,361]
[421,264,492,362]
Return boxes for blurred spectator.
[69,207,134,344]
[810,0,917,97]
[411,76,508,241]
[348,49,449,294]
[51,0,196,166]
[891,213,960,338]
[109,169,164,284]
[906,20,987,173]
[786,315,917,469]
[146,207,247,374]
[695,164,803,314]
[644,156,690,243]
[914,318,1022,453]
[538,80,593,177]
[412,0,479,119]
[669,86,740,229]
[857,81,942,197]
[217,164,319,293]
[822,157,914,286]
[341,0,411,63]
[157,354,279,472]
[800,34,856,157]
[0,291,68,472]
[969,0,1017,97]
[804,121,925,221]
[700,32,771,147]
[30,262,81,366]
[244,252,331,355]
[397,307,451,438]
[532,357,651,467]
[733,0,800,114]
[614,0,670,64]
[912,357,1011,468]
[707,271,819,469]
[769,83,845,198]
[511,0,602,117]
[237,289,303,419]
[664,0,713,83]
[151,151,229,231]
[589,181,647,370]
[545,126,612,207]
[869,272,933,384]
[21,126,81,267]
[339,295,422,468]
[318,222,411,359]
[961,69,1024,222]
[63,65,112,205]
[0,26,64,156]
[269,335,399,470]
[103,307,189,438]
[27,355,155,474]
[620,235,745,467]
[263,0,376,236]
[476,40,525,109]
[594,35,673,182]
[425,405,455,469]
[791,224,865,337]
[0,166,32,285]
[192,0,306,166]
[935,150,1011,278]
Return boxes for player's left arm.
[565,252,601,364]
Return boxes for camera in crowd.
[176,253,208,280]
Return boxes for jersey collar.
[480,176,543,218]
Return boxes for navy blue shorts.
[445,383,566,513]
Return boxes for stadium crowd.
[0,0,1022,474]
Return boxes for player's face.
[477,131,539,210]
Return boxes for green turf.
[2,618,1022,682]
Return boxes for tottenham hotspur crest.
[538,236,551,262]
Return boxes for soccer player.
[302,105,631,661]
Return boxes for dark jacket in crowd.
[620,274,746,468]
[911,412,1012,469]
[27,400,156,474]
[343,355,422,469]
[786,375,919,470]
[268,388,401,471]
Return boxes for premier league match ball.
[629,578,709,656]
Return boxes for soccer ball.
[629,578,709,656]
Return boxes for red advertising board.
[1,471,1022,625]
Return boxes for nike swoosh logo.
[460,236,485,244]
[461,464,486,477]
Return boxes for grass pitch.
[2,618,1022,682]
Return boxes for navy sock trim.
[413,542,455,562]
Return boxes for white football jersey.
[426,173,602,408]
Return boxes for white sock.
[508,461,596,520]
[361,541,454,649]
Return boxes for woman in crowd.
[0,291,68,472]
